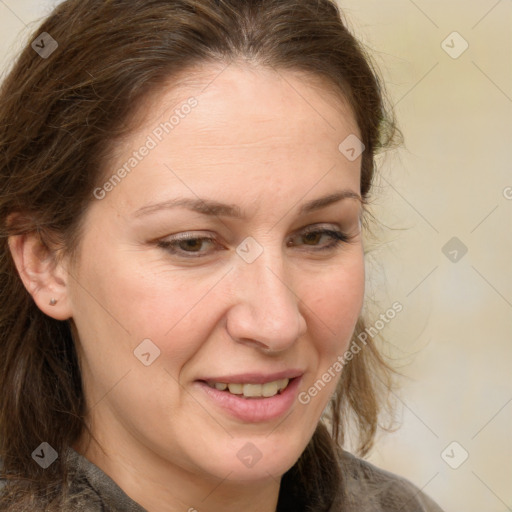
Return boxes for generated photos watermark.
[298,301,403,405]
[93,97,198,200]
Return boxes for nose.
[225,250,307,353]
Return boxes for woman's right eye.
[157,234,219,258]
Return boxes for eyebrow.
[133,190,362,219]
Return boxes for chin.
[200,433,308,483]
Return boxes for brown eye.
[302,232,323,245]
[178,238,206,252]
[288,228,349,251]
[157,235,218,257]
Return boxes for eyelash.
[156,227,352,258]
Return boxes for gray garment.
[340,451,444,512]
[61,448,444,511]
[64,448,146,511]
[1,448,444,511]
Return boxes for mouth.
[195,372,303,422]
[204,378,291,398]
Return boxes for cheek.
[79,242,217,336]
[296,258,364,412]
[305,256,365,350]
[69,244,218,387]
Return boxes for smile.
[197,375,302,422]
[206,378,290,398]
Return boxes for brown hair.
[0,0,398,509]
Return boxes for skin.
[9,62,365,511]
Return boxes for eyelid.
[155,231,218,257]
[159,223,343,244]
[287,226,352,248]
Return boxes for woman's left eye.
[287,228,350,251]
[157,227,350,258]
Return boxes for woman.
[0,0,444,510]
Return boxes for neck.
[73,433,281,512]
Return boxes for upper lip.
[198,369,304,384]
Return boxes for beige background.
[0,1,510,511]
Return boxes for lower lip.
[196,377,301,423]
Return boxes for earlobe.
[7,232,73,321]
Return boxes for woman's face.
[67,63,365,485]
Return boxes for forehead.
[130,61,359,148]
[97,62,362,213]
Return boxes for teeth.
[276,378,289,390]
[262,381,278,397]
[227,383,243,395]
[243,383,263,398]
[209,378,290,398]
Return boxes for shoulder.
[0,451,121,512]
[338,450,444,512]
[63,459,108,512]
[65,448,146,511]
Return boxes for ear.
[8,231,73,321]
